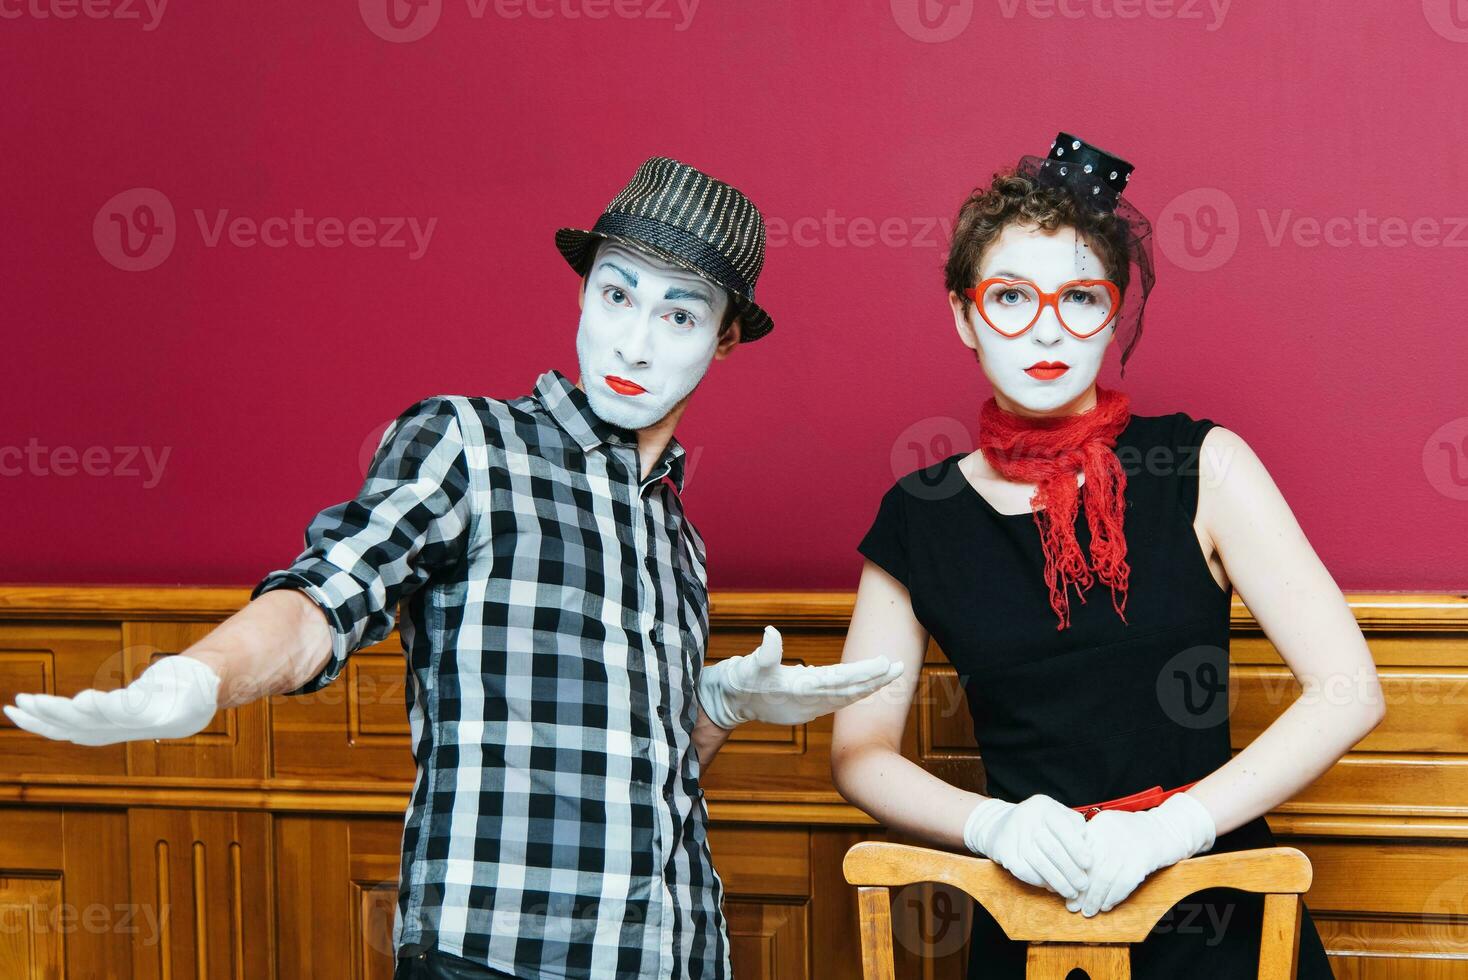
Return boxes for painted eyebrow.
[594,261,637,288]
[664,285,713,307]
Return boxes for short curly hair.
[945,167,1133,315]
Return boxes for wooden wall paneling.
[122,621,268,781]
[1289,837,1468,978]
[61,808,136,980]
[274,815,352,980]
[1231,627,1468,820]
[275,815,404,980]
[126,808,274,980]
[269,635,416,784]
[0,623,129,777]
[811,827,972,980]
[0,873,64,980]
[708,826,812,980]
[913,647,987,796]
[2,588,1468,978]
[724,900,810,980]
[0,807,132,979]
[345,818,403,980]
[809,829,868,980]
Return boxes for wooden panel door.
[126,808,274,980]
[275,814,402,980]
[710,826,813,979]
[0,807,132,979]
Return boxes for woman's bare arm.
[830,560,988,852]
[1183,426,1386,837]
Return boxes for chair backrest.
[842,841,1312,980]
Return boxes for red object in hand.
[1071,780,1200,821]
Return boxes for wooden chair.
[843,840,1311,979]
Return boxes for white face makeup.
[949,222,1118,415]
[575,240,730,431]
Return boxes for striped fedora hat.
[556,156,773,342]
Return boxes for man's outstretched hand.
[696,625,903,730]
[2,655,222,746]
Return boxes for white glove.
[1068,791,1217,916]
[963,794,1094,901]
[696,625,903,730]
[2,655,222,746]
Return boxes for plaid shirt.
[251,369,730,979]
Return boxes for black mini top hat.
[556,156,773,342]
[1035,132,1134,211]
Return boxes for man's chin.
[584,386,668,431]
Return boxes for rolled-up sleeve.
[251,396,476,695]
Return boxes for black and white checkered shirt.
[251,369,730,979]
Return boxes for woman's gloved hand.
[1068,791,1217,916]
[962,794,1093,901]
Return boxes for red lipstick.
[605,375,647,396]
[1025,361,1069,381]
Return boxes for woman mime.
[830,132,1379,978]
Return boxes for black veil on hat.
[1014,132,1156,378]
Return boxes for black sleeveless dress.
[857,411,1334,979]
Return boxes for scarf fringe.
[980,387,1134,631]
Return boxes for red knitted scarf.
[977,385,1133,630]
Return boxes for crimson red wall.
[4,1,1466,590]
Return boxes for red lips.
[605,375,647,396]
[1025,361,1070,380]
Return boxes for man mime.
[4,156,903,980]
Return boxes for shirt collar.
[533,369,688,493]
